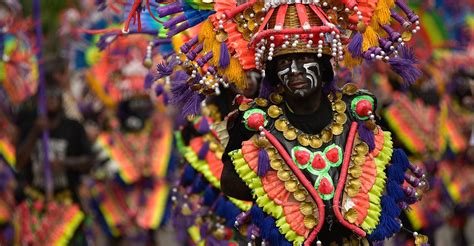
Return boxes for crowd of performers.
[0,0,473,245]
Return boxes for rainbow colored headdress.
[136,0,423,115]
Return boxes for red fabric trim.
[332,122,367,237]
[275,5,289,29]
[258,8,275,33]
[295,4,309,28]
[262,129,324,246]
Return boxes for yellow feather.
[343,51,362,68]
[362,26,379,51]
[374,0,392,26]
[220,58,247,89]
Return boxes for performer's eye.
[277,58,291,68]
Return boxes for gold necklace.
[267,92,348,149]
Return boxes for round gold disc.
[268,105,282,118]
[255,98,268,107]
[239,103,250,111]
[355,142,369,155]
[310,136,323,149]
[321,129,333,143]
[269,93,283,104]
[284,180,298,192]
[270,159,283,170]
[342,83,359,95]
[275,118,288,132]
[304,216,318,229]
[333,100,347,113]
[331,123,344,135]
[297,134,311,147]
[277,170,290,181]
[283,128,297,141]
[293,190,307,202]
[352,154,366,166]
[335,112,348,124]
[300,202,314,216]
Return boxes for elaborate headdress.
[150,0,422,116]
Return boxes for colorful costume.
[147,0,429,245]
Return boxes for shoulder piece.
[341,83,377,122]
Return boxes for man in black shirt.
[16,73,93,203]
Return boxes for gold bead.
[310,136,323,149]
[284,180,298,192]
[283,127,297,141]
[304,215,318,229]
[269,93,283,104]
[255,98,268,107]
[344,208,358,224]
[270,159,283,170]
[277,169,291,181]
[321,129,333,143]
[239,103,250,111]
[293,190,307,202]
[275,118,288,132]
[300,202,314,216]
[331,123,344,136]
[335,112,348,124]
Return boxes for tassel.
[144,73,155,89]
[348,32,363,58]
[387,163,405,184]
[197,141,210,160]
[181,165,197,187]
[386,180,405,202]
[181,91,205,117]
[358,122,376,151]
[215,196,226,217]
[261,216,276,240]
[393,149,410,171]
[398,45,417,63]
[257,148,270,177]
[197,117,210,134]
[362,26,379,51]
[224,201,241,227]
[250,205,264,227]
[388,57,421,85]
[170,71,192,105]
[381,195,401,217]
[191,175,206,193]
[219,42,230,68]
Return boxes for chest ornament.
[291,144,343,200]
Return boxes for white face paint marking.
[277,59,321,96]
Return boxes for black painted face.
[274,53,325,98]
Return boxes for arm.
[16,117,46,170]
[220,112,253,201]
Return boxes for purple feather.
[358,122,375,151]
[181,91,205,116]
[219,42,230,68]
[348,32,363,58]
[388,57,421,85]
[257,147,270,177]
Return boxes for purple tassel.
[167,22,191,37]
[156,59,178,79]
[257,147,270,177]
[388,57,421,85]
[219,42,230,68]
[381,195,401,217]
[399,45,417,63]
[358,123,375,151]
[157,2,183,18]
[198,141,210,160]
[181,91,205,116]
[170,73,192,105]
[197,117,210,134]
[348,32,363,58]
[144,73,155,89]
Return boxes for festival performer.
[84,36,173,244]
[153,0,429,244]
[171,70,261,244]
[14,72,92,246]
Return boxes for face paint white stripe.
[303,62,320,88]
